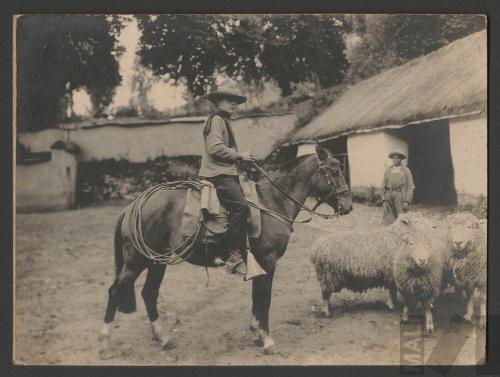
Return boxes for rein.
[128,157,347,265]
[251,161,343,220]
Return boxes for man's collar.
[215,110,231,120]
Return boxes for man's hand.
[403,201,409,211]
[238,151,256,162]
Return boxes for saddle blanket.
[181,174,261,241]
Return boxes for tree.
[135,15,349,97]
[261,15,349,95]
[16,15,124,131]
[136,15,223,97]
[346,14,486,83]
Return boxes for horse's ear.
[315,141,329,161]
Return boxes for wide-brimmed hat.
[388,150,406,159]
[206,80,247,104]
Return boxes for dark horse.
[99,144,352,358]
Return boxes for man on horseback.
[199,80,256,276]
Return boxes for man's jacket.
[199,111,239,177]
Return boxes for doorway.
[399,120,457,205]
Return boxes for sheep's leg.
[401,303,410,323]
[463,291,474,323]
[424,305,434,334]
[321,286,333,317]
[387,287,398,310]
[478,287,486,329]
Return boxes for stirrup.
[225,259,247,276]
[244,249,267,281]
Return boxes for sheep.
[393,216,450,333]
[445,212,487,329]
[310,212,425,318]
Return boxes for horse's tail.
[114,211,137,314]
[114,211,126,277]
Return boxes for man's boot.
[225,249,247,276]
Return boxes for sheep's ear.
[400,217,410,225]
[315,142,329,161]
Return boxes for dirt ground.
[14,202,485,366]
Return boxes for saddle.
[181,174,262,244]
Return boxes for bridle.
[250,158,349,220]
[310,157,350,213]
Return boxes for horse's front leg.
[251,252,277,354]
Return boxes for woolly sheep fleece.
[446,212,487,291]
[392,222,448,309]
[310,213,423,294]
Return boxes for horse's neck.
[257,156,316,220]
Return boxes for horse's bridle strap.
[250,162,341,219]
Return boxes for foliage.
[16,15,124,131]
[261,15,348,95]
[346,14,486,83]
[77,156,201,205]
[457,194,487,220]
[135,15,349,97]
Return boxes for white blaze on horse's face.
[447,213,477,252]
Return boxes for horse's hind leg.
[141,263,175,349]
[99,265,142,359]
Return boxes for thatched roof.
[289,30,487,144]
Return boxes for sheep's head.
[446,212,480,254]
[396,213,438,270]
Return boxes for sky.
[73,18,188,117]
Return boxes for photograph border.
[2,1,500,376]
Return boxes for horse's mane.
[265,154,314,175]
[255,154,316,191]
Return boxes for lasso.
[128,181,204,265]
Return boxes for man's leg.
[393,191,404,219]
[383,192,396,225]
[210,175,249,275]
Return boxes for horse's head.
[311,143,353,216]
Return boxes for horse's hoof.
[254,338,264,347]
[162,339,177,350]
[99,348,113,360]
[263,344,276,355]
[252,331,262,346]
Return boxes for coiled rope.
[128,181,204,265]
[128,160,343,265]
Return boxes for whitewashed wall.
[16,149,78,211]
[347,130,408,192]
[17,113,296,162]
[297,143,315,156]
[449,113,487,200]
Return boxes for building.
[16,112,296,211]
[287,30,487,206]
[16,141,80,212]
